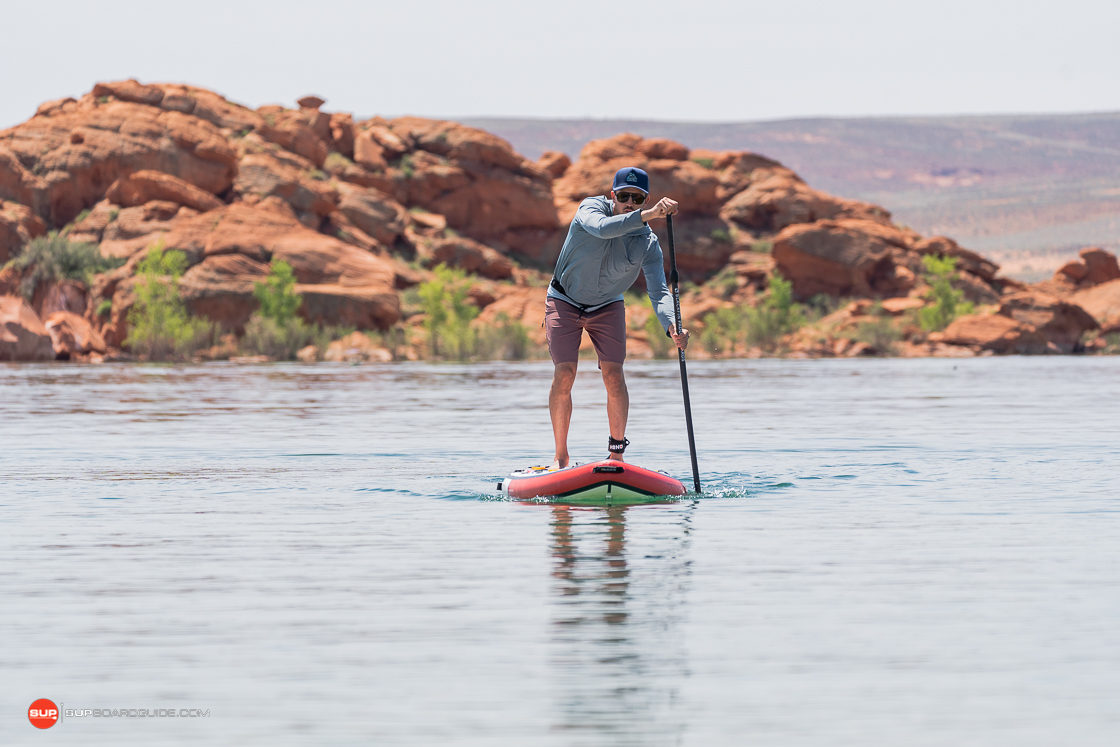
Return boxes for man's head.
[610,167,649,214]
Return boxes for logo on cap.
[626,171,637,183]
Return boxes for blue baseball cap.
[612,167,649,194]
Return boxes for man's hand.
[670,327,690,351]
[641,197,679,223]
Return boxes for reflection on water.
[548,504,694,745]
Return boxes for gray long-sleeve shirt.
[548,196,677,332]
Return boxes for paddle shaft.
[665,215,701,494]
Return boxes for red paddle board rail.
[503,460,686,500]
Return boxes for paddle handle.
[666,215,701,494]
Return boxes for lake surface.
[2,357,1119,745]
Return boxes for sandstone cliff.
[0,80,1113,361]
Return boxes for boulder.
[772,220,899,298]
[1070,278,1120,329]
[1,200,47,263]
[0,295,55,361]
[336,183,408,245]
[424,236,514,280]
[538,151,571,179]
[105,170,224,213]
[719,168,888,232]
[179,253,270,331]
[98,201,180,258]
[44,310,107,358]
[232,152,338,227]
[1055,247,1120,288]
[941,314,1048,354]
[353,129,389,171]
[257,110,329,167]
[297,95,326,110]
[881,297,925,314]
[997,291,1098,353]
[354,119,409,159]
[328,113,355,158]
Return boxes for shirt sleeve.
[641,236,678,333]
[576,199,647,239]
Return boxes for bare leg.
[549,362,577,469]
[601,362,629,461]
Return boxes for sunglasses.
[614,192,647,205]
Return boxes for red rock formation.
[1054,247,1120,289]
[772,220,905,298]
[552,133,894,279]
[380,117,559,258]
[335,183,407,246]
[1070,278,1120,331]
[1,201,46,263]
[44,311,107,358]
[538,151,571,179]
[105,170,224,213]
[0,295,54,361]
[424,236,514,280]
[997,291,1098,353]
[941,314,1048,354]
[1,93,238,226]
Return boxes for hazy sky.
[3,0,1117,129]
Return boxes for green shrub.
[751,240,773,254]
[125,247,214,360]
[324,152,352,170]
[240,259,351,360]
[710,266,739,298]
[3,232,124,300]
[691,157,715,169]
[710,228,732,243]
[108,208,119,222]
[744,274,807,351]
[918,255,974,332]
[96,299,113,318]
[400,154,415,178]
[847,316,901,355]
[417,264,477,359]
[701,306,744,356]
[476,313,533,360]
[253,259,301,325]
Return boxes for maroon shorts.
[545,297,626,365]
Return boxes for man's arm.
[577,200,646,239]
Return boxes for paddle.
[665,214,701,494]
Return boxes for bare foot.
[550,456,569,470]
[607,453,625,462]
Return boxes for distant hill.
[464,113,1120,281]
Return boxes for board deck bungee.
[498,460,686,503]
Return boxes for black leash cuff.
[608,436,630,454]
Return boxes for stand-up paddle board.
[498,460,686,504]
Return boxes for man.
[546,166,690,469]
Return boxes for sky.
[3,0,1118,129]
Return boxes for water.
[2,357,1119,745]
